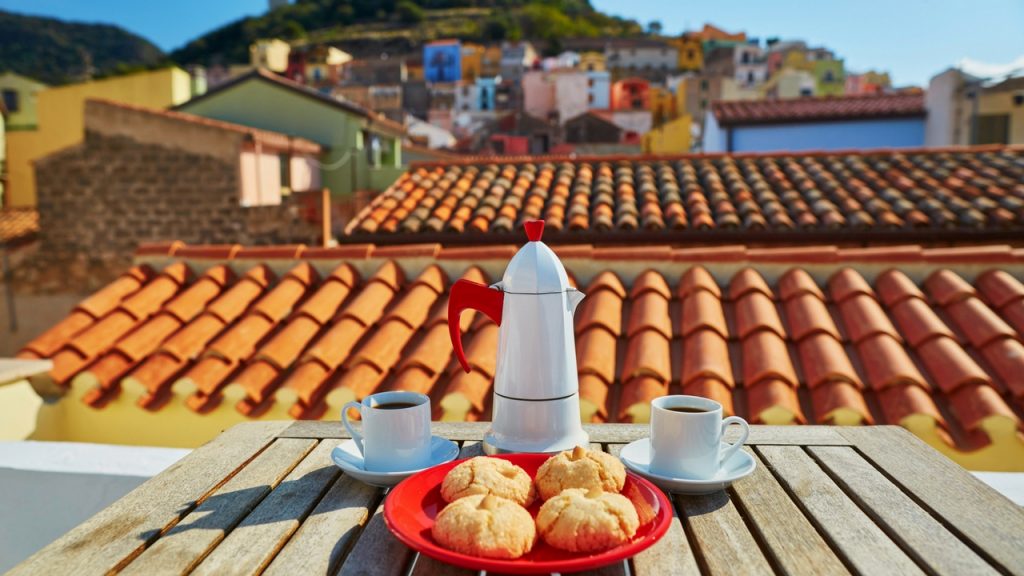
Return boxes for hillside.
[0,9,165,85]
[171,0,643,65]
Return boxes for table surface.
[10,422,1024,576]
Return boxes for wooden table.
[10,422,1024,576]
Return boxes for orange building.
[610,78,650,111]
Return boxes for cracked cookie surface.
[534,446,626,500]
[441,456,537,506]
[432,494,536,559]
[535,488,640,553]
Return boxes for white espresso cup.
[342,391,432,473]
[650,395,750,480]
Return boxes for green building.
[177,69,406,196]
[814,59,846,97]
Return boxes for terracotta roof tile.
[347,148,1024,240]
[784,293,842,343]
[712,93,925,126]
[916,336,992,393]
[741,330,798,387]
[856,334,927,390]
[810,381,872,425]
[33,244,1024,459]
[746,379,804,425]
[682,290,728,339]
[796,333,862,388]
[682,329,734,387]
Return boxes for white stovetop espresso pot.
[448,220,589,453]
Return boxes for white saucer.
[619,438,757,495]
[331,436,460,488]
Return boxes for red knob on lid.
[524,220,545,242]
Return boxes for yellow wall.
[979,89,1024,145]
[674,37,703,71]
[462,43,484,80]
[579,52,606,72]
[649,87,676,125]
[6,67,193,207]
[0,72,48,129]
[642,114,692,154]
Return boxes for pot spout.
[566,289,586,316]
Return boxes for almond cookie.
[534,446,626,500]
[536,488,640,553]
[432,494,536,559]
[441,457,537,506]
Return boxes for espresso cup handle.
[341,401,365,456]
[719,416,750,464]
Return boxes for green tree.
[647,20,662,35]
[396,1,425,23]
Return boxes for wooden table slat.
[338,494,416,576]
[119,437,317,576]
[839,426,1024,574]
[8,421,291,576]
[729,447,850,576]
[280,421,854,446]
[262,471,380,576]
[674,491,773,575]
[758,445,925,576]
[809,445,1000,576]
[190,440,341,576]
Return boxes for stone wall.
[34,130,320,261]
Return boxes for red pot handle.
[448,279,504,373]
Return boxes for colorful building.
[695,23,746,53]
[304,45,352,85]
[0,72,47,130]
[178,69,406,195]
[424,40,462,83]
[846,71,891,95]
[6,67,193,207]
[674,35,703,71]
[587,70,611,110]
[814,59,846,96]
[642,113,693,153]
[926,69,1024,146]
[605,39,678,75]
[761,68,817,99]
[523,70,589,124]
[461,43,484,80]
[250,39,291,73]
[649,86,677,126]
[579,52,606,72]
[705,93,926,152]
[610,78,650,111]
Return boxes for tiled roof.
[18,241,1024,458]
[175,68,406,137]
[712,93,926,126]
[0,208,39,245]
[346,147,1024,238]
[88,99,323,154]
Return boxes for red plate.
[384,453,673,574]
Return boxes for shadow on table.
[137,463,373,544]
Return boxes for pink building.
[523,70,590,124]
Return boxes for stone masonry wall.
[35,131,319,261]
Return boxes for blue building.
[477,77,497,111]
[587,70,611,110]
[703,93,926,152]
[424,40,462,84]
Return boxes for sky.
[2,0,1023,87]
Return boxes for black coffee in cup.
[374,402,418,410]
[667,406,710,414]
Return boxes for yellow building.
[673,35,703,71]
[6,67,193,207]
[649,86,677,126]
[0,72,48,130]
[642,114,693,154]
[578,51,606,72]
[250,38,291,73]
[462,43,484,80]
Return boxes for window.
[823,70,835,83]
[977,114,1010,144]
[747,71,754,84]
[700,98,707,109]
[2,89,18,112]
[800,87,813,97]
[700,79,708,90]
[1013,93,1023,106]
[279,153,291,192]
[741,52,750,64]
[687,50,695,60]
